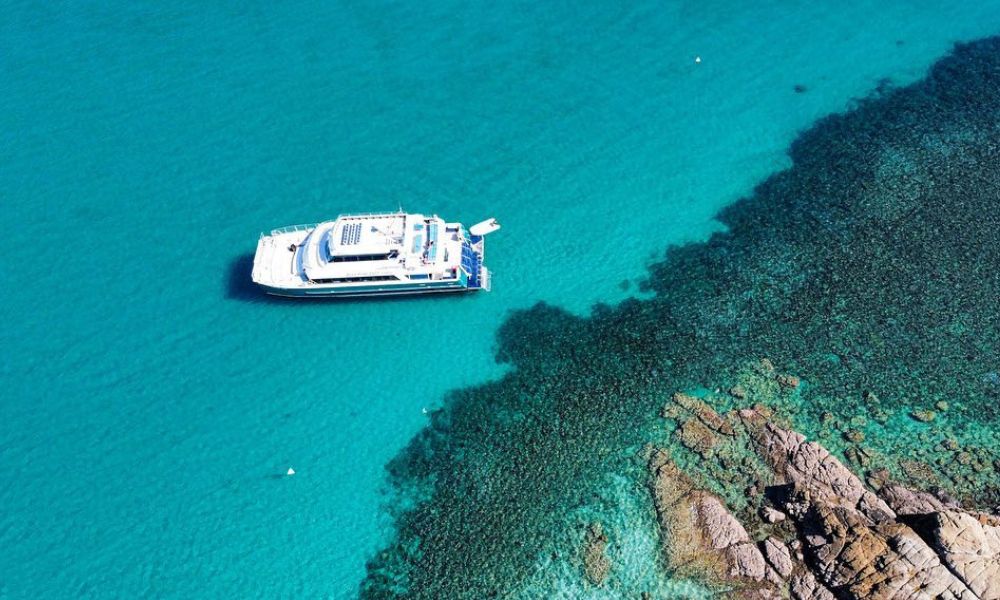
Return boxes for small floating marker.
[421,407,428,415]
[286,467,296,476]
[694,56,701,64]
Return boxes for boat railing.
[338,210,408,220]
[262,211,407,238]
[267,223,318,236]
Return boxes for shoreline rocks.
[648,400,1000,599]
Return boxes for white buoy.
[287,467,296,476]
[422,407,428,415]
[694,56,702,64]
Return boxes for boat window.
[328,251,398,263]
[311,275,400,283]
[408,274,429,280]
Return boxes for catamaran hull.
[258,282,476,298]
[251,212,496,299]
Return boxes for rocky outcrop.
[670,392,736,437]
[648,449,781,594]
[907,510,1000,599]
[697,494,768,581]
[761,537,792,580]
[787,488,977,598]
[666,392,737,458]
[789,571,835,600]
[747,415,895,522]
[879,481,960,516]
[650,399,1000,600]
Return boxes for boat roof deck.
[300,212,465,280]
[327,213,406,257]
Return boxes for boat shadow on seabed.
[223,252,472,306]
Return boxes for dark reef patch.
[361,37,1000,598]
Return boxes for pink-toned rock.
[878,482,959,516]
[648,449,778,593]
[696,494,751,550]
[648,402,1000,600]
[913,510,1000,599]
[756,422,895,522]
[750,413,998,598]
[761,506,786,524]
[789,571,836,600]
[727,541,767,580]
[761,537,793,579]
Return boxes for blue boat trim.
[461,242,485,289]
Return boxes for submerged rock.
[581,522,611,586]
[776,374,801,389]
[677,417,718,456]
[671,392,736,436]
[844,429,865,444]
[648,449,781,594]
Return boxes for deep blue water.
[3,1,1000,597]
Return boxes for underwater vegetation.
[360,36,1000,598]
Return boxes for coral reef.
[361,36,1000,598]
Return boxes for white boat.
[251,211,499,298]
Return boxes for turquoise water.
[3,1,1000,597]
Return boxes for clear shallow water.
[3,1,1000,597]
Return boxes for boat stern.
[251,228,312,292]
